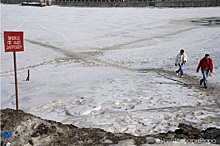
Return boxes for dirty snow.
[1,4,220,137]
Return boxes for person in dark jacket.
[196,54,213,88]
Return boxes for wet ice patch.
[191,17,220,26]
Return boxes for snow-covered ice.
[1,4,220,136]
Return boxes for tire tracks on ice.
[36,23,70,46]
[100,27,198,51]
[25,37,220,102]
[24,39,137,72]
[22,26,198,71]
[22,27,220,108]
[138,68,220,111]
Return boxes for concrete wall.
[155,0,220,7]
[1,0,22,4]
[52,1,155,7]
[1,0,52,5]
[1,0,220,6]
[53,0,220,7]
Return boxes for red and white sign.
[4,31,24,52]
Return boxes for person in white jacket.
[175,49,187,77]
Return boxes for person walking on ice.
[175,49,187,78]
[196,54,213,89]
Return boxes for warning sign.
[4,31,24,52]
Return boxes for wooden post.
[13,51,19,110]
[26,69,30,81]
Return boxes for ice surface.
[1,4,220,136]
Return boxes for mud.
[1,108,220,146]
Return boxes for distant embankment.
[52,0,220,7]
[1,0,220,7]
